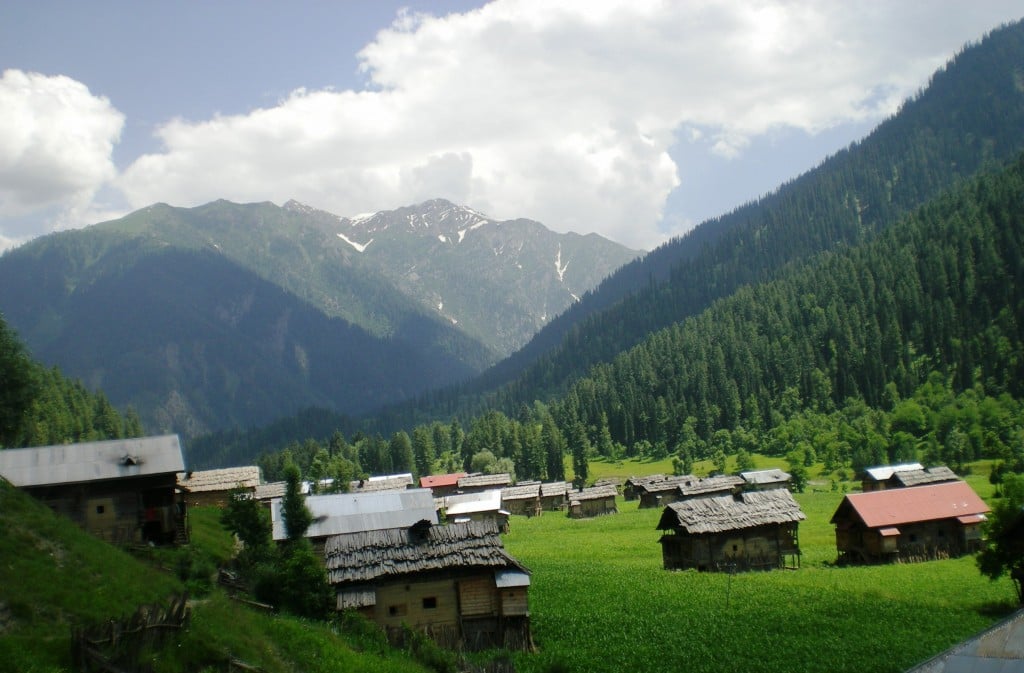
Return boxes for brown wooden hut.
[890,466,959,488]
[740,469,791,491]
[860,463,924,491]
[675,475,745,501]
[539,481,569,511]
[254,480,287,508]
[624,474,666,501]
[636,474,698,509]
[830,481,990,564]
[0,435,187,545]
[177,466,261,508]
[349,473,414,493]
[567,485,618,519]
[502,483,542,517]
[657,489,805,572]
[324,519,532,651]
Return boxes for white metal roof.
[442,489,503,516]
[271,487,438,541]
[495,569,531,588]
[0,435,185,488]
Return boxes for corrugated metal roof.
[832,481,989,528]
[178,466,261,492]
[864,463,924,481]
[443,489,503,516]
[0,435,185,488]
[271,488,438,540]
[419,472,467,488]
[495,569,531,588]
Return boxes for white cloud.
[108,2,1024,249]
[0,70,123,243]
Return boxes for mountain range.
[0,199,638,437]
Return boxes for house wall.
[836,519,974,563]
[569,497,617,519]
[661,524,798,571]
[539,495,566,511]
[505,498,541,517]
[24,474,180,544]
[183,488,252,509]
[373,577,461,631]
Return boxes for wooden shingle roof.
[891,466,959,488]
[458,473,512,489]
[178,466,261,493]
[569,484,618,503]
[657,489,806,534]
[677,475,744,497]
[502,483,541,501]
[324,520,528,585]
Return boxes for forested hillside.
[458,20,1024,415]
[0,316,141,448]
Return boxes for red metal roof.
[419,472,467,488]
[832,481,990,529]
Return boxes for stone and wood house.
[567,484,618,518]
[830,480,990,564]
[324,519,533,651]
[657,488,806,571]
[539,481,569,511]
[502,482,542,517]
[0,434,187,545]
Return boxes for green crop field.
[503,461,1017,673]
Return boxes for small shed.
[177,466,261,508]
[624,474,666,501]
[740,469,791,491]
[502,483,542,517]
[890,466,959,489]
[676,475,745,501]
[568,485,618,519]
[458,473,512,493]
[420,472,467,498]
[440,489,509,530]
[657,489,806,572]
[324,519,533,651]
[349,473,414,493]
[636,474,698,509]
[271,488,438,553]
[0,435,187,545]
[860,463,924,491]
[830,480,990,564]
[539,481,569,511]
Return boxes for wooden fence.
[70,594,190,673]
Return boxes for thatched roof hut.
[657,489,806,571]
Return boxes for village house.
[419,472,467,498]
[457,473,512,493]
[740,469,792,491]
[0,434,187,545]
[502,482,542,517]
[859,463,924,491]
[567,484,618,519]
[348,472,414,493]
[830,480,990,564]
[324,519,533,651]
[657,488,806,571]
[254,481,287,508]
[636,475,696,509]
[889,466,959,489]
[177,465,261,508]
[271,488,438,554]
[438,489,510,530]
[539,481,569,511]
[624,474,667,501]
[675,475,745,501]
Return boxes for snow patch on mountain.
[337,232,372,252]
[555,245,569,282]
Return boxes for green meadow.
[503,459,1016,673]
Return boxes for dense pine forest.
[0,317,142,448]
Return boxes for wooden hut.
[860,463,924,491]
[177,466,261,508]
[740,469,791,491]
[439,490,509,530]
[675,475,745,501]
[0,435,187,545]
[830,481,990,564]
[657,489,806,572]
[624,474,666,501]
[502,483,542,517]
[890,466,959,488]
[420,472,467,498]
[271,488,438,554]
[539,481,569,511]
[567,485,618,519]
[458,473,512,493]
[324,519,532,651]
[254,481,286,508]
[636,474,698,509]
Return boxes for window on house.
[388,604,407,617]
[96,505,105,514]
[422,597,437,609]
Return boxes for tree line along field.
[500,459,1016,673]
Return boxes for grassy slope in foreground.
[0,480,430,673]
[504,459,1016,673]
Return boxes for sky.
[1,2,1021,253]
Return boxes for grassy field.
[503,458,1016,673]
